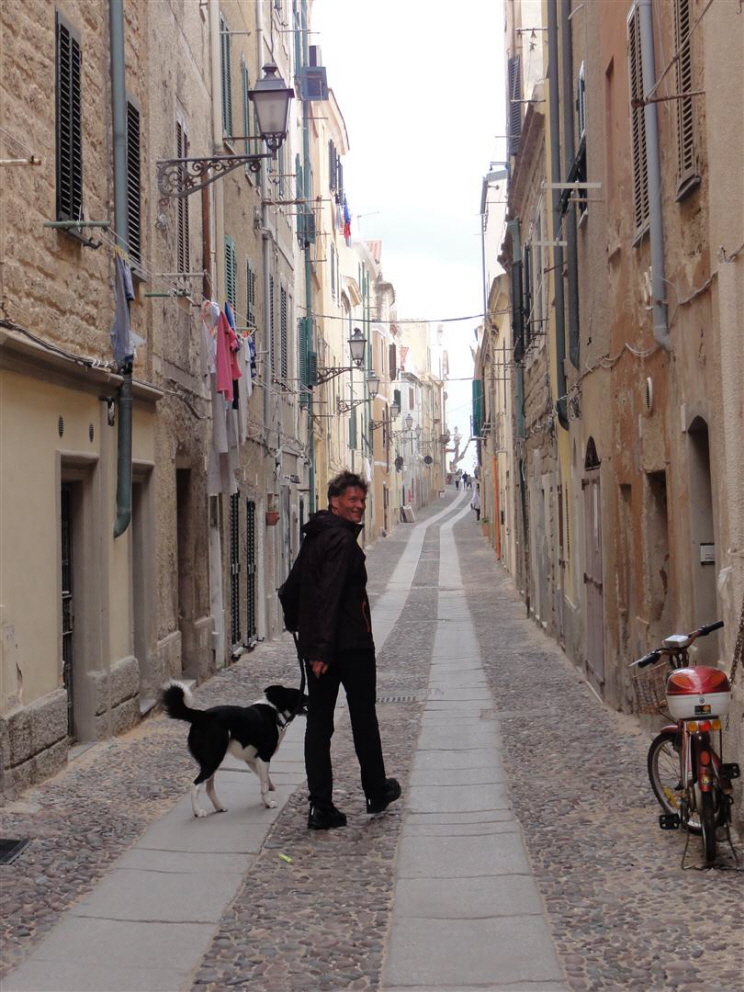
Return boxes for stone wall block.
[7,706,32,765]
[30,689,68,752]
[110,655,140,707]
[32,738,68,783]
[111,698,140,737]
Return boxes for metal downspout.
[547,0,569,428]
[638,0,672,351]
[110,0,132,538]
[560,0,580,369]
[208,0,226,663]
[302,49,316,511]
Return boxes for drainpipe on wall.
[547,0,569,429]
[110,0,133,538]
[560,0,580,370]
[638,0,672,352]
[208,0,226,665]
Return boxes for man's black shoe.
[307,804,347,830]
[366,778,402,815]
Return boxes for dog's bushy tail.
[161,681,198,723]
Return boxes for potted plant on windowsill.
[266,509,280,526]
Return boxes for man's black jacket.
[297,510,374,665]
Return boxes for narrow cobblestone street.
[1,489,741,992]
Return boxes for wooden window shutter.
[176,122,191,273]
[507,55,522,156]
[269,274,276,378]
[126,101,142,263]
[55,14,83,222]
[225,237,237,309]
[349,411,357,451]
[511,259,524,363]
[329,141,337,191]
[389,343,397,380]
[628,9,649,235]
[522,245,532,349]
[280,285,288,383]
[674,0,696,188]
[220,14,233,137]
[246,260,256,328]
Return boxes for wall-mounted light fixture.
[157,64,294,197]
[315,328,368,385]
[337,371,380,413]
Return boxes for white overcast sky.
[311,0,506,459]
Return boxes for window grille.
[55,14,83,222]
[176,122,190,273]
[126,101,142,263]
[674,0,697,193]
[280,285,288,384]
[507,55,522,156]
[220,14,233,137]
[225,237,237,310]
[628,8,650,236]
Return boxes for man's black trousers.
[304,648,386,808]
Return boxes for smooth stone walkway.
[381,504,568,992]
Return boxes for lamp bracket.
[315,366,350,385]
[337,396,368,414]
[156,154,272,198]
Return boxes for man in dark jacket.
[299,470,400,830]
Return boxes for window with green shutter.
[55,13,83,222]
[225,236,237,310]
[280,285,288,384]
[349,411,357,451]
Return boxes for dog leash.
[288,631,306,722]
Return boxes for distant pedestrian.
[291,470,401,830]
[462,472,469,488]
[470,485,480,521]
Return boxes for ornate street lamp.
[249,65,295,153]
[157,64,294,197]
[317,328,369,385]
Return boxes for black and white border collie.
[161,681,308,816]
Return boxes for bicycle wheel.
[647,730,702,833]
[699,789,717,863]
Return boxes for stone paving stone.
[455,514,744,992]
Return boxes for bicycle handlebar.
[630,620,724,667]
[698,620,724,636]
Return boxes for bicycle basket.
[632,662,669,714]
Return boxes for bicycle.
[630,620,740,867]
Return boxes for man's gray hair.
[327,471,368,503]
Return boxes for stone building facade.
[490,0,744,823]
[0,0,449,794]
